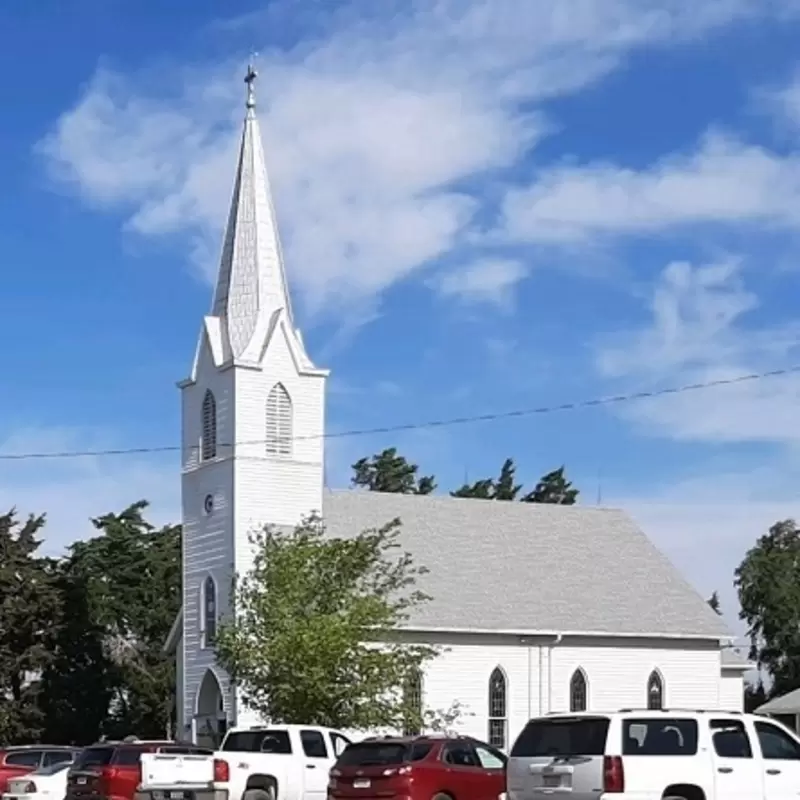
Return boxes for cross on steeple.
[244,62,257,109]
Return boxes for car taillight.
[602,756,624,793]
[213,759,229,782]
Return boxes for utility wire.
[1,365,797,462]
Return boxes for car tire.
[244,787,276,800]
[433,793,453,800]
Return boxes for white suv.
[506,708,800,799]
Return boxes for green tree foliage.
[521,466,579,504]
[215,515,436,730]
[452,461,579,505]
[736,519,800,695]
[744,680,768,713]
[352,448,436,494]
[0,510,60,744]
[707,591,722,615]
[67,502,181,738]
[39,565,114,745]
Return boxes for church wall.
[232,324,325,579]
[180,346,236,740]
[719,670,745,711]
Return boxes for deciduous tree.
[215,515,437,730]
[736,519,800,695]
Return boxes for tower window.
[647,670,664,710]
[488,667,507,749]
[570,668,588,712]
[266,383,292,456]
[202,575,217,647]
[201,390,217,461]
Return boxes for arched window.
[488,667,508,749]
[202,576,217,647]
[201,390,217,461]
[402,669,423,736]
[647,670,664,710]
[570,668,588,712]
[265,383,292,456]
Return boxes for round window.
[203,494,214,514]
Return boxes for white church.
[164,67,749,749]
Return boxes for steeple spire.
[210,61,294,361]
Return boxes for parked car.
[66,740,211,800]
[2,760,75,800]
[505,708,800,799]
[329,735,506,800]
[136,725,353,800]
[0,748,78,794]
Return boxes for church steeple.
[210,62,295,361]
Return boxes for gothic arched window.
[488,667,508,749]
[402,668,423,736]
[202,575,217,647]
[266,383,293,456]
[647,670,664,710]
[201,390,217,461]
[570,668,588,712]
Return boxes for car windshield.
[74,747,115,768]
[337,743,409,766]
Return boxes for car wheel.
[244,787,276,800]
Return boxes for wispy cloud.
[594,257,800,444]
[38,0,798,325]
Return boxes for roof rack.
[618,708,742,715]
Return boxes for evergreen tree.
[351,448,436,494]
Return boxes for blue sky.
[3,0,800,633]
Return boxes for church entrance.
[194,669,227,748]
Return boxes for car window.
[755,722,800,760]
[34,762,72,776]
[710,720,752,759]
[5,751,43,768]
[473,744,506,769]
[511,717,610,757]
[622,718,698,756]
[409,742,433,761]
[222,730,292,754]
[330,734,351,758]
[300,731,328,759]
[442,742,480,768]
[43,751,75,767]
[114,748,144,766]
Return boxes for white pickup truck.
[137,725,353,800]
[506,708,800,799]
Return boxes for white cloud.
[501,133,800,244]
[39,0,799,320]
[594,258,800,444]
[433,258,527,308]
[0,426,179,556]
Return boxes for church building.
[164,67,749,748]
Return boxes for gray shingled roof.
[322,490,731,639]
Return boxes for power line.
[1,364,797,462]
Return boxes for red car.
[329,735,507,800]
[0,747,78,792]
